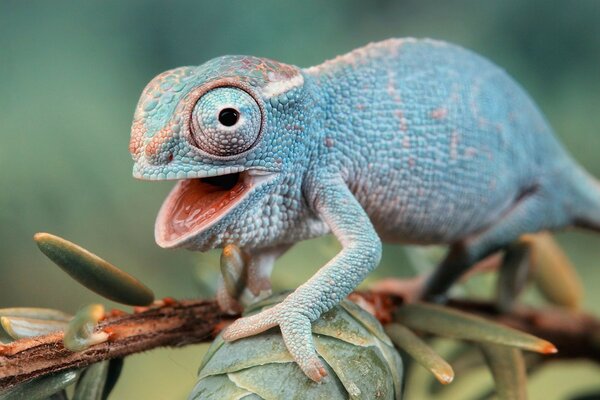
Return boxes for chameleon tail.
[569,165,600,233]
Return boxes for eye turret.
[191,87,262,157]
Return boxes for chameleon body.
[130,38,600,381]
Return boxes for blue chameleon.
[130,38,600,381]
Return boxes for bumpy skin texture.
[130,38,600,381]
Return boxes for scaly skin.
[130,38,600,381]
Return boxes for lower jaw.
[154,170,274,248]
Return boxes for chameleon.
[129,38,600,382]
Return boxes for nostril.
[167,153,174,163]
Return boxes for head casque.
[129,55,316,251]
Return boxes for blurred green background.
[1,1,599,398]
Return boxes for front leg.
[242,244,292,304]
[217,245,291,314]
[222,175,382,382]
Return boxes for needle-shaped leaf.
[102,358,124,400]
[0,316,68,339]
[0,369,81,400]
[396,302,557,354]
[524,233,583,309]
[73,360,110,400]
[428,344,486,395]
[64,304,109,352]
[34,232,154,306]
[496,242,531,313]
[0,330,13,344]
[479,343,527,400]
[48,390,69,400]
[385,323,454,384]
[0,307,71,321]
[220,244,246,298]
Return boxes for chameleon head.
[129,56,312,250]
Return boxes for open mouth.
[155,170,275,248]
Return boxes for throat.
[166,173,248,240]
[201,173,240,190]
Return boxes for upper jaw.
[133,163,274,181]
[154,168,277,249]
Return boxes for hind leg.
[421,190,566,300]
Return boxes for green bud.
[192,296,403,399]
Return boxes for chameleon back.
[304,38,595,243]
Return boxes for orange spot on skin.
[431,107,448,120]
[464,147,477,158]
[285,124,304,132]
[129,119,146,158]
[145,126,172,159]
[325,137,334,148]
[402,135,410,149]
[450,131,459,160]
[395,110,408,132]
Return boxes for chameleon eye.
[218,108,239,127]
[191,87,262,157]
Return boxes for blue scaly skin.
[130,38,600,382]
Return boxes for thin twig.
[0,299,235,390]
[1,294,599,390]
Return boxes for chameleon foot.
[222,302,328,382]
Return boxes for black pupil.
[218,108,239,127]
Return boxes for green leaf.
[227,361,347,400]
[48,390,69,400]
[496,242,531,313]
[34,232,154,306]
[102,358,124,400]
[386,323,454,384]
[0,317,67,339]
[525,233,583,309]
[190,375,257,400]
[340,300,393,346]
[73,361,110,400]
[396,302,556,354]
[199,331,293,379]
[312,304,379,347]
[0,308,71,322]
[479,343,527,400]
[315,335,397,399]
[239,395,264,400]
[0,369,80,400]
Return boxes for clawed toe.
[222,308,278,341]
[221,300,330,384]
[303,356,328,383]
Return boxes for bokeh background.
[1,1,599,398]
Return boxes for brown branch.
[0,299,236,390]
[1,294,600,390]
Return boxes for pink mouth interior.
[157,172,250,245]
